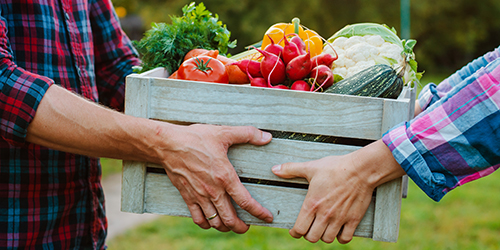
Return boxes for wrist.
[349,140,406,189]
[130,119,182,164]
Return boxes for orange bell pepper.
[261,18,323,58]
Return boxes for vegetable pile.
[234,18,338,92]
[134,2,423,99]
[133,2,236,74]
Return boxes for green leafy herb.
[132,2,237,74]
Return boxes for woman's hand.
[272,140,405,243]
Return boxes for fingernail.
[265,216,273,223]
[262,131,272,141]
[272,164,281,173]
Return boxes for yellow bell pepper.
[261,18,323,58]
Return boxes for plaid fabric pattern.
[0,0,139,249]
[383,48,500,201]
[417,46,500,111]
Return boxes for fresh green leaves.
[328,23,404,48]
[133,2,236,74]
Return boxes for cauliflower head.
[324,23,421,85]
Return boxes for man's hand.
[272,140,405,243]
[27,85,274,234]
[156,123,274,233]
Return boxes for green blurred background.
[113,0,500,78]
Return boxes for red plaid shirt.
[0,0,140,249]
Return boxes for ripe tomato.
[177,55,229,84]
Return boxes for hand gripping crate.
[121,67,416,242]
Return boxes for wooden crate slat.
[121,75,150,213]
[146,138,361,184]
[371,98,411,242]
[372,177,403,242]
[148,77,400,140]
[399,85,416,199]
[144,173,375,238]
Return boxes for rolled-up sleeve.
[0,13,53,146]
[383,57,500,201]
[418,46,500,111]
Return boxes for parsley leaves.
[133,2,237,74]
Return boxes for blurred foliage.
[112,0,500,77]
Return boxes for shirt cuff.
[382,122,448,202]
[0,67,53,146]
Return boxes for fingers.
[223,126,272,146]
[224,171,274,224]
[289,196,316,239]
[304,217,330,243]
[187,204,211,230]
[336,222,356,244]
[272,161,314,181]
[210,192,250,234]
[182,191,230,232]
[185,191,238,233]
[198,200,231,232]
[321,224,343,244]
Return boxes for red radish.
[291,80,311,91]
[290,35,306,54]
[254,47,286,86]
[263,34,284,58]
[231,59,263,78]
[283,34,303,65]
[250,77,268,88]
[272,84,289,89]
[286,52,312,81]
[311,53,337,68]
[310,65,334,92]
[241,57,268,88]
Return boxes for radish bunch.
[233,33,338,92]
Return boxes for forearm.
[26,84,168,163]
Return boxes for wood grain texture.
[147,138,361,184]
[149,78,389,140]
[373,177,403,242]
[369,97,411,242]
[121,76,150,213]
[144,172,375,238]
[399,85,417,199]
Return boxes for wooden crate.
[121,67,416,242]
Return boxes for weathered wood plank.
[400,86,417,199]
[373,177,403,242]
[144,172,375,238]
[371,98,410,242]
[121,75,150,214]
[147,138,361,184]
[148,77,391,140]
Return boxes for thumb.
[224,126,272,146]
[272,162,313,181]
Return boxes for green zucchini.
[379,76,403,99]
[325,64,403,99]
